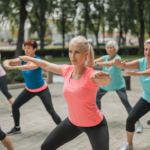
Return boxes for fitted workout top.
[22,55,47,91]
[139,58,150,103]
[61,65,103,127]
[101,54,126,91]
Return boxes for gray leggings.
[0,75,12,100]
[96,87,132,114]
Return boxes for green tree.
[55,0,76,48]
[124,0,145,54]
[87,0,105,49]
[28,0,52,50]
[0,0,28,57]
[76,0,91,38]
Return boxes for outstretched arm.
[90,71,111,86]
[95,60,115,67]
[3,57,39,71]
[114,58,139,69]
[19,56,62,74]
[126,69,150,77]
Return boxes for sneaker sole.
[136,131,143,134]
[7,131,21,136]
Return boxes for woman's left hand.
[125,71,140,76]
[18,56,30,62]
[90,71,110,79]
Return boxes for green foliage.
[5,69,24,84]
[0,46,139,59]
[7,38,13,43]
[1,37,4,41]
[28,37,40,41]
[44,37,52,44]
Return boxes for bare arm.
[3,58,22,66]
[94,57,103,62]
[3,57,39,71]
[95,60,115,67]
[114,58,139,69]
[126,69,150,77]
[19,56,62,74]
[90,71,111,86]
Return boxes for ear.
[85,51,89,58]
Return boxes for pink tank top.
[61,65,103,127]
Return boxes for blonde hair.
[69,36,94,68]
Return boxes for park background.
[0,0,149,84]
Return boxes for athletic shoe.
[147,120,150,125]
[120,143,133,150]
[7,127,21,136]
[136,121,143,133]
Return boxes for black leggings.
[96,87,132,114]
[0,128,6,141]
[12,87,61,126]
[126,97,150,132]
[41,116,109,150]
[0,75,12,100]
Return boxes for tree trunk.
[95,31,99,50]
[15,0,28,57]
[84,3,88,38]
[138,0,144,55]
[39,6,46,50]
[118,18,123,46]
[62,13,65,49]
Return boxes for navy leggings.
[12,87,61,126]
[96,87,132,114]
[0,128,6,141]
[41,116,109,150]
[0,75,12,100]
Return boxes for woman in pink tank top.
[19,36,111,150]
[0,53,14,115]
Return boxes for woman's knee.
[12,102,19,110]
[126,115,136,126]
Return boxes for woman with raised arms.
[19,36,111,150]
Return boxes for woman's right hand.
[3,62,14,70]
[114,58,126,68]
[18,56,30,62]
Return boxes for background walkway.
[0,76,150,150]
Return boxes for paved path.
[0,76,150,150]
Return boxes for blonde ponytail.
[87,44,94,68]
[70,36,95,68]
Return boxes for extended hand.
[19,56,30,62]
[3,64,14,70]
[90,71,110,79]
[114,58,126,68]
[125,71,140,76]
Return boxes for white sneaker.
[120,143,133,150]
[136,121,143,133]
[10,112,13,117]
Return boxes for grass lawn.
[43,55,144,62]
